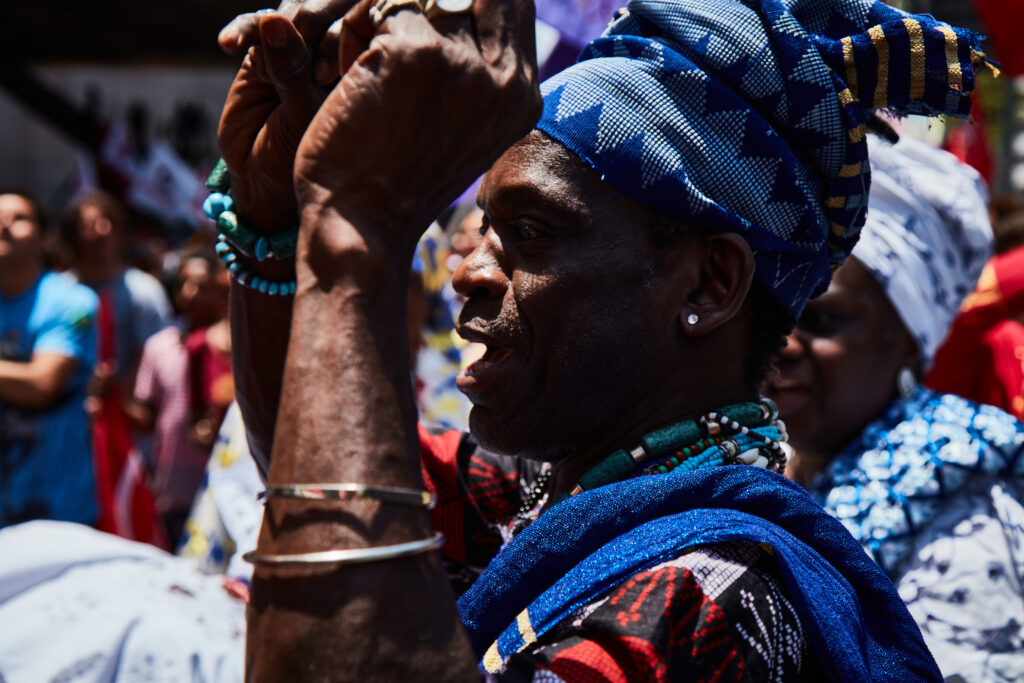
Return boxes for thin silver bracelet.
[242,533,445,568]
[258,483,436,509]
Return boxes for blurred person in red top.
[927,211,1024,419]
[129,248,232,546]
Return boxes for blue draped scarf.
[457,465,941,680]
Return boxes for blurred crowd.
[0,184,491,558]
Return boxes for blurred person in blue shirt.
[0,191,99,526]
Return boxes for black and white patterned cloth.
[853,135,992,366]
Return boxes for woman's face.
[765,257,918,457]
[175,258,229,328]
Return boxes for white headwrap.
[853,135,993,369]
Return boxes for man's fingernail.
[263,19,287,49]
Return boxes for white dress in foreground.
[0,521,245,682]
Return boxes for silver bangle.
[242,533,445,568]
[258,483,436,509]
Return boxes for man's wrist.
[226,170,299,235]
[296,201,415,291]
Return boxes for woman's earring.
[897,366,918,400]
[686,313,700,326]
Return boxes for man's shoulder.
[617,541,799,632]
[34,272,98,321]
[509,540,817,682]
[121,268,167,302]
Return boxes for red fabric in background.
[91,289,168,549]
[972,0,1024,77]
[184,327,233,431]
[945,92,993,186]
[927,246,1024,420]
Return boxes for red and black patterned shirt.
[418,425,825,681]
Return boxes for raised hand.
[219,0,353,80]
[292,0,542,263]
[217,10,338,233]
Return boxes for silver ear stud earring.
[686,313,700,326]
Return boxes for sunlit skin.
[0,194,43,297]
[764,257,918,486]
[453,131,759,497]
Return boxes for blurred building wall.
[0,64,234,205]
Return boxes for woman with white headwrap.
[767,134,1024,683]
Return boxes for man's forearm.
[246,209,477,681]
[0,356,76,409]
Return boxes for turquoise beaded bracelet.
[216,236,296,296]
[205,159,297,296]
[203,158,298,261]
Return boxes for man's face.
[765,257,915,456]
[452,131,690,462]
[77,201,121,262]
[0,194,42,267]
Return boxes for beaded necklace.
[514,399,785,521]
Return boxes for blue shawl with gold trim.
[457,465,941,681]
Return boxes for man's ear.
[679,233,755,337]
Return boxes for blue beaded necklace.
[516,399,785,520]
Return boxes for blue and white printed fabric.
[812,387,1024,575]
[537,0,988,315]
[812,387,1024,682]
[853,136,992,367]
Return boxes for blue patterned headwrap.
[537,0,991,316]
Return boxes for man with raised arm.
[216,0,991,679]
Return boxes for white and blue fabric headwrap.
[853,136,992,368]
[537,0,992,316]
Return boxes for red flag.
[971,0,1024,76]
